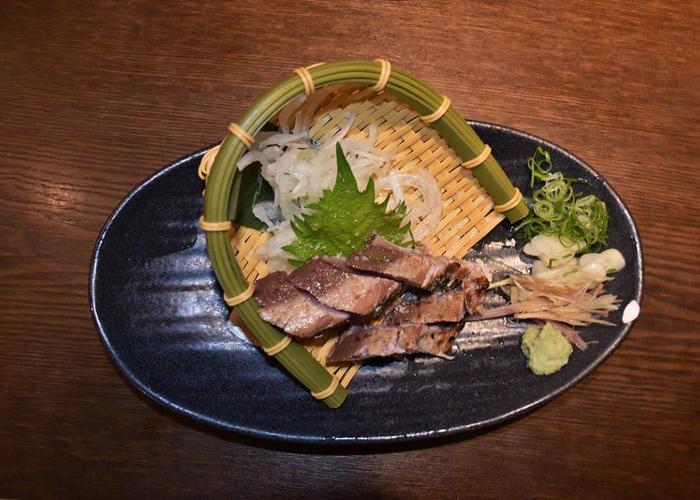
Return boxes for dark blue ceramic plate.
[89,122,643,445]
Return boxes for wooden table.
[1,1,698,497]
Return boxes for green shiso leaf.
[230,162,274,230]
[229,123,279,228]
[283,142,412,266]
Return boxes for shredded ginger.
[478,274,620,328]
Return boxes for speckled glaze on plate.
[89,122,643,445]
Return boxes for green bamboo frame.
[203,60,528,408]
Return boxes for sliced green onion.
[517,148,609,253]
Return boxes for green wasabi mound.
[521,322,573,375]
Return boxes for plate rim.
[89,120,644,445]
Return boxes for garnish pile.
[284,143,412,266]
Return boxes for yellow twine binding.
[493,188,523,213]
[294,66,315,96]
[198,145,221,180]
[461,144,492,170]
[420,96,451,124]
[228,122,255,149]
[370,59,391,92]
[199,216,232,232]
[311,374,340,400]
[223,282,255,307]
[263,336,292,356]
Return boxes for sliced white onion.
[292,111,305,135]
[523,234,580,266]
[251,202,281,228]
[298,85,338,129]
[255,221,296,272]
[320,112,355,151]
[375,169,443,241]
[278,94,307,133]
[367,122,378,145]
[258,132,309,149]
[237,150,267,171]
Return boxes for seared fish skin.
[254,271,350,337]
[382,289,466,324]
[252,239,489,361]
[327,323,461,363]
[347,236,455,289]
[449,261,490,314]
[289,257,399,316]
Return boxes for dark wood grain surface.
[1,1,698,498]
